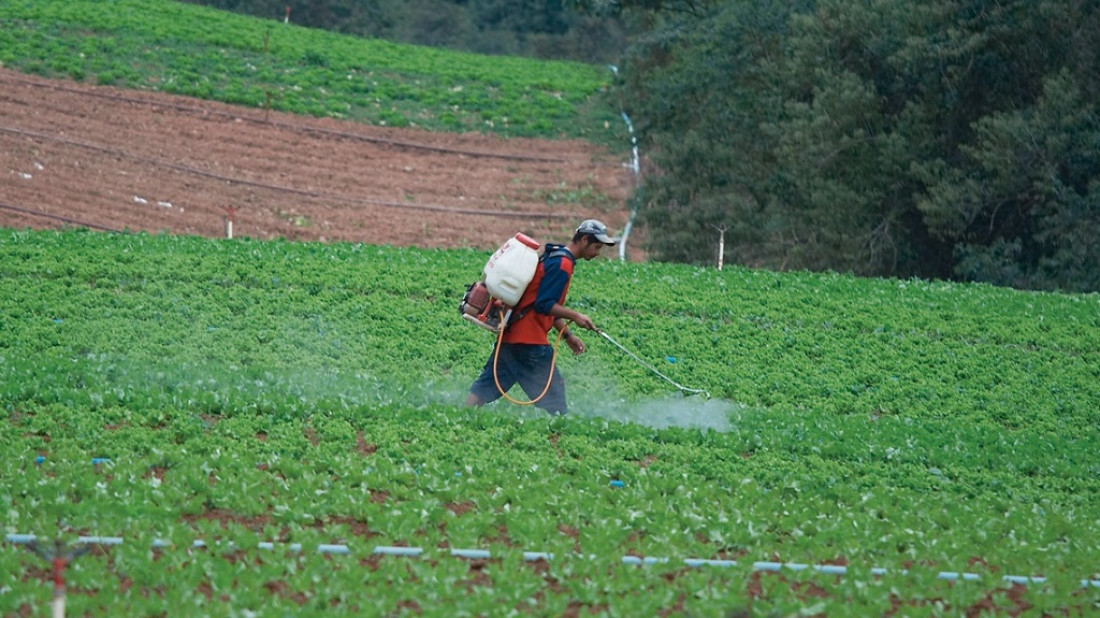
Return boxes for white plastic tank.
[483,233,540,307]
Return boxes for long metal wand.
[597,330,711,398]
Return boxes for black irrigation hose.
[0,72,569,163]
[0,201,122,232]
[0,125,574,220]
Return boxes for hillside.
[0,68,633,252]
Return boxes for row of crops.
[0,0,619,139]
[2,227,1098,615]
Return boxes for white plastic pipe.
[617,110,640,263]
[7,534,1099,588]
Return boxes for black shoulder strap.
[505,248,572,329]
[543,247,573,263]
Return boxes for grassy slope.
[0,0,622,141]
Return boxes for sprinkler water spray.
[598,330,710,399]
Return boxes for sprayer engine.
[459,233,541,333]
[460,281,509,332]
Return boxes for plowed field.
[0,68,635,253]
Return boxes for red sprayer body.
[460,233,540,332]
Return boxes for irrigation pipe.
[616,110,640,263]
[0,125,574,220]
[0,72,567,163]
[5,534,1097,589]
[0,201,122,232]
[598,330,710,398]
[608,65,640,262]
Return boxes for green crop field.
[2,228,1098,616]
[2,0,1100,614]
[0,0,620,140]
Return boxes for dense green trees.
[619,0,1100,291]
[177,0,630,62]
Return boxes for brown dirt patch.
[0,68,637,254]
[182,507,272,531]
[354,431,377,456]
[444,501,477,517]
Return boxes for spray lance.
[597,329,711,399]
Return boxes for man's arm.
[537,252,595,331]
[549,304,595,331]
[552,315,588,356]
[533,259,570,315]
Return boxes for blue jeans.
[469,343,566,414]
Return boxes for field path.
[0,68,633,251]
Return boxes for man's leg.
[514,345,567,414]
[467,345,517,406]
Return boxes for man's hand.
[550,304,597,332]
[572,312,596,331]
[565,332,586,356]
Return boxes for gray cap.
[576,219,617,246]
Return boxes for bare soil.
[0,68,636,254]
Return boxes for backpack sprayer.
[459,233,541,333]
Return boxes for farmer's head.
[573,219,617,260]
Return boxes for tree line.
[607,0,1100,292]
[176,0,632,63]
[178,0,1099,292]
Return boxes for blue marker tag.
[610,480,624,488]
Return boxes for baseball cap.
[576,219,617,246]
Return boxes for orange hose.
[491,322,567,405]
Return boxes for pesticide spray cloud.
[564,370,739,432]
[70,312,735,431]
[66,353,740,434]
[576,394,739,432]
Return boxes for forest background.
[181,0,1100,293]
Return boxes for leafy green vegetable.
[1,228,1098,614]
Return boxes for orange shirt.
[502,245,575,345]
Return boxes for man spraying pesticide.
[463,219,617,415]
